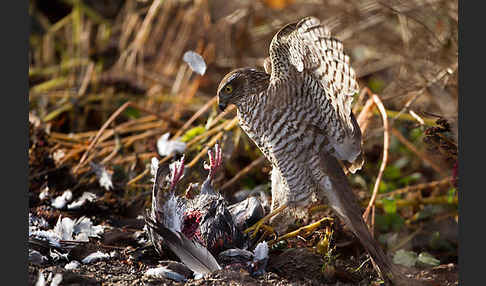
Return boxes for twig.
[186,117,237,148]
[127,168,150,186]
[390,126,446,176]
[221,156,266,191]
[374,195,457,209]
[362,93,390,233]
[186,132,223,168]
[77,61,94,97]
[74,101,133,173]
[356,96,375,135]
[377,177,453,199]
[207,105,236,129]
[173,95,217,138]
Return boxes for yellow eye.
[225,85,233,93]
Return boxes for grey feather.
[145,215,221,275]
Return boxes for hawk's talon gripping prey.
[244,204,287,238]
[268,216,333,246]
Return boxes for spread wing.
[267,16,359,134]
[267,17,363,170]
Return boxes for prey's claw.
[169,156,185,190]
[204,144,223,179]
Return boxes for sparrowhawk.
[217,17,409,285]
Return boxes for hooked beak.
[218,103,227,111]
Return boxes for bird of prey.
[217,17,408,285]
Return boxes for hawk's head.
[217,68,269,111]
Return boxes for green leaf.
[417,252,440,267]
[393,250,417,267]
[389,213,404,232]
[383,198,397,214]
[398,172,422,185]
[375,214,389,232]
[123,106,140,119]
[375,213,404,232]
[180,126,206,142]
[410,127,424,142]
[378,180,389,193]
[384,165,401,180]
[447,188,457,204]
[368,77,386,93]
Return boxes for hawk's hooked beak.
[217,95,227,111]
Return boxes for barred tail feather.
[315,152,417,285]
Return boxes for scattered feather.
[35,271,45,286]
[51,190,73,209]
[250,241,269,276]
[81,251,111,264]
[67,192,97,210]
[90,162,113,190]
[50,273,63,286]
[52,149,65,164]
[183,51,207,75]
[29,249,48,265]
[29,230,62,248]
[39,186,50,201]
[145,266,188,282]
[49,248,69,261]
[53,216,75,240]
[150,157,159,181]
[157,133,186,157]
[253,241,269,261]
[64,260,80,270]
[29,213,49,232]
[218,248,253,265]
[73,217,105,239]
[30,215,105,248]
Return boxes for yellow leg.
[308,204,328,214]
[269,216,333,246]
[244,204,287,238]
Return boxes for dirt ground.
[28,244,458,286]
[29,0,458,285]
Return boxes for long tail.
[316,152,413,285]
[145,214,221,275]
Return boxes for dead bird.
[183,145,246,255]
[145,154,221,275]
[145,144,258,277]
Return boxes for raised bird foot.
[204,143,222,180]
[169,156,185,191]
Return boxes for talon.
[268,217,333,246]
[244,220,265,238]
[244,204,287,238]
